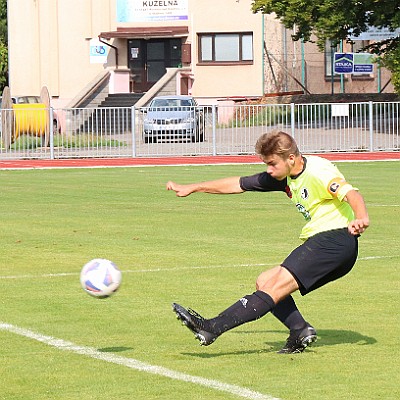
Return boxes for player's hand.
[348,218,369,235]
[166,181,193,197]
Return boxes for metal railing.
[0,101,399,160]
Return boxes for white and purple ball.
[80,258,122,299]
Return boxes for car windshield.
[151,99,192,108]
[17,96,41,104]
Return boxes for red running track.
[0,152,399,169]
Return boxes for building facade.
[7,0,394,108]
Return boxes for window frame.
[324,40,340,79]
[197,32,254,65]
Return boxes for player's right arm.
[166,177,243,197]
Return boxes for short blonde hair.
[255,131,300,159]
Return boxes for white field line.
[369,204,400,207]
[0,263,276,280]
[0,322,280,400]
[0,255,396,280]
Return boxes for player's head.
[255,132,301,180]
[255,131,300,161]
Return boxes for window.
[198,33,253,64]
[351,40,369,54]
[324,40,340,78]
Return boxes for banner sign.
[334,53,353,74]
[90,38,108,64]
[117,0,189,22]
[334,53,374,74]
[349,26,400,41]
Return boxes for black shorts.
[281,228,359,296]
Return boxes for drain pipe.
[98,36,119,68]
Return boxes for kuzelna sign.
[334,53,374,74]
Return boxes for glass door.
[128,39,182,92]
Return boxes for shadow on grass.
[98,346,133,353]
[182,329,376,358]
[262,328,377,351]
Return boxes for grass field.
[0,161,398,400]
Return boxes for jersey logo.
[300,187,309,200]
[328,177,347,196]
[295,203,311,221]
[240,297,248,308]
[330,182,340,192]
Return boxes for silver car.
[143,95,204,143]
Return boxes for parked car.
[11,95,41,104]
[142,95,204,143]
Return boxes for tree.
[0,0,7,91]
[379,47,400,93]
[252,0,400,93]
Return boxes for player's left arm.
[343,189,370,235]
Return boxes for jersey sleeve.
[239,172,287,192]
[327,177,357,201]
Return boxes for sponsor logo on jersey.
[295,203,311,221]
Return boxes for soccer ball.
[80,258,122,299]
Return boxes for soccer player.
[166,131,369,353]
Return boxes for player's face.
[263,154,291,180]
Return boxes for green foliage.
[0,0,7,91]
[0,40,7,88]
[252,0,400,93]
[379,47,400,94]
[8,133,126,150]
[0,0,6,42]
[53,134,126,149]
[252,0,400,50]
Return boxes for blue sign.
[334,53,354,74]
[354,64,373,73]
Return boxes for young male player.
[166,131,369,353]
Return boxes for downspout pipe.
[98,36,119,68]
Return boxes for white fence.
[0,101,399,159]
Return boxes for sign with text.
[334,53,353,74]
[334,53,374,74]
[349,26,400,41]
[117,0,188,22]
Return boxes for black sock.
[206,290,275,335]
[272,295,307,331]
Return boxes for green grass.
[8,133,125,150]
[0,162,399,400]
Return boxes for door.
[128,39,182,92]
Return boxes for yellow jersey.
[240,156,357,240]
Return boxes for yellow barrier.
[13,104,48,137]
[1,86,51,148]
